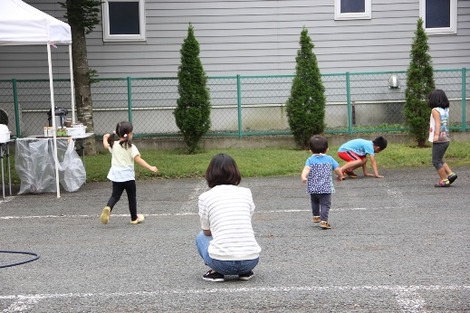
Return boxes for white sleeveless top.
[428,107,450,143]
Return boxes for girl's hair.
[107,121,133,148]
[308,135,328,154]
[205,153,241,188]
[428,89,449,109]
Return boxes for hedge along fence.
[1,68,468,138]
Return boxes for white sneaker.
[130,214,145,225]
[100,206,111,224]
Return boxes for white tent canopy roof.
[0,0,74,198]
[0,0,71,46]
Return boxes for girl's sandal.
[447,173,458,185]
[434,180,450,187]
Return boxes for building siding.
[0,0,469,80]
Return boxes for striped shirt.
[198,184,261,261]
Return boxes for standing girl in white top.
[100,121,158,225]
[428,89,457,187]
[196,153,261,282]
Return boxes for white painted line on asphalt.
[0,214,95,220]
[3,295,41,313]
[0,196,15,205]
[0,206,410,220]
[1,285,468,313]
[384,182,417,209]
[0,213,197,220]
[180,179,207,213]
[2,284,468,299]
[393,286,428,313]
[263,207,369,213]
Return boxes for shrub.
[286,27,326,149]
[404,18,435,147]
[174,24,211,153]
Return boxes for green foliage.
[286,27,326,149]
[404,18,435,147]
[88,68,99,84]
[10,141,469,184]
[59,0,101,34]
[174,24,211,154]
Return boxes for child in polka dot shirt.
[301,135,344,229]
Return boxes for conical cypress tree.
[404,18,435,147]
[286,27,326,149]
[174,24,211,153]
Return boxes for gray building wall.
[0,0,469,80]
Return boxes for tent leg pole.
[47,43,60,198]
[69,45,76,125]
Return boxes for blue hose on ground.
[0,250,40,269]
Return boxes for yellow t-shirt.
[107,141,140,182]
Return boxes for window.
[335,0,371,20]
[102,0,146,41]
[420,0,457,34]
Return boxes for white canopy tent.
[0,0,75,198]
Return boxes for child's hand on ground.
[149,166,158,173]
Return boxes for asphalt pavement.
[1,166,469,312]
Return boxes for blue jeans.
[195,231,259,275]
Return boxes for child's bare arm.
[102,134,110,149]
[432,109,441,142]
[301,166,310,183]
[134,155,158,173]
[334,167,344,181]
[369,155,383,178]
[362,162,371,176]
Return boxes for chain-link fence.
[1,68,468,138]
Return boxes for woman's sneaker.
[320,221,331,229]
[130,214,145,224]
[239,271,254,281]
[203,270,224,282]
[447,173,458,185]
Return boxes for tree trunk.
[68,1,96,155]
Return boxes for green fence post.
[12,79,21,137]
[237,74,242,138]
[346,72,352,134]
[461,68,467,131]
[127,77,133,123]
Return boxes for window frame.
[334,0,372,21]
[419,0,457,35]
[102,0,146,42]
